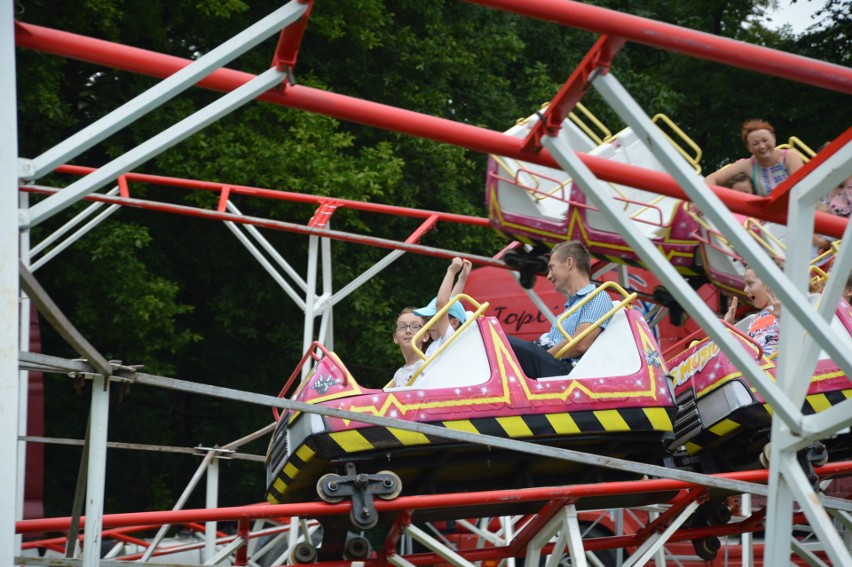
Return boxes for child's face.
[743,269,771,309]
[731,179,754,194]
[394,313,425,348]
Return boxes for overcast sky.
[762,0,827,34]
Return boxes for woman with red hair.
[704,119,804,196]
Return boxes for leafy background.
[16,0,852,515]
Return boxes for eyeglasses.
[395,322,423,332]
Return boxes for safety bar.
[552,281,637,360]
[568,101,611,145]
[812,240,841,270]
[491,170,669,229]
[407,294,490,386]
[687,205,775,265]
[778,137,816,161]
[651,113,703,174]
[810,264,829,291]
[742,218,786,259]
[512,165,573,202]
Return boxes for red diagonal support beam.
[522,35,625,152]
[271,0,314,71]
[307,199,339,228]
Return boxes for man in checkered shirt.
[508,241,612,378]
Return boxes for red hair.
[740,119,775,144]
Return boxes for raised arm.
[434,257,464,337]
[704,160,749,188]
[451,258,472,298]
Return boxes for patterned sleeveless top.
[746,308,780,358]
[751,149,789,196]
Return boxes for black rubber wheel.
[759,442,771,469]
[376,470,403,500]
[289,541,318,564]
[692,536,721,561]
[343,536,371,560]
[710,502,732,526]
[316,473,344,503]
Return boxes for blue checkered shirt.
[537,284,612,364]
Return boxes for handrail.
[778,136,816,161]
[534,100,612,146]
[812,240,841,270]
[492,171,670,229]
[742,218,786,259]
[722,318,764,361]
[512,166,572,202]
[652,113,703,174]
[626,193,668,225]
[569,101,611,145]
[407,294,490,386]
[664,319,764,364]
[662,327,707,362]
[552,281,637,360]
[810,264,829,291]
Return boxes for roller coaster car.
[667,296,852,472]
[687,206,839,299]
[485,110,703,283]
[265,288,678,508]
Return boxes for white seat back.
[539,303,642,381]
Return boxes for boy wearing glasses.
[392,257,472,387]
[392,307,428,388]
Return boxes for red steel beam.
[465,0,852,94]
[52,164,490,227]
[270,0,314,71]
[522,34,626,152]
[17,461,852,534]
[14,22,850,238]
[20,185,503,267]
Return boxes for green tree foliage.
[17,0,850,515]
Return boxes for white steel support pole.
[1,0,20,562]
[16,192,31,556]
[141,449,217,561]
[82,375,110,567]
[778,444,852,566]
[30,200,122,272]
[317,235,334,348]
[205,457,220,561]
[24,67,288,228]
[623,500,701,567]
[741,493,753,567]
[589,71,852,413]
[226,202,309,293]
[28,186,120,261]
[558,505,587,567]
[302,235,320,379]
[24,0,308,181]
[323,248,405,310]
[222,219,308,310]
[541,125,797,428]
[586,68,851,566]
